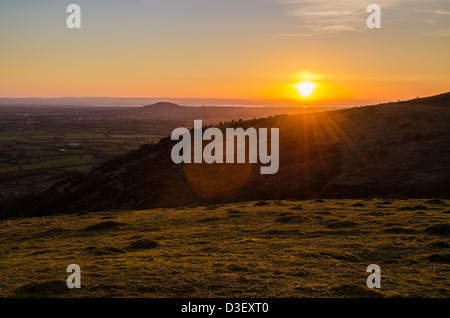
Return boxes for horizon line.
[0,96,401,108]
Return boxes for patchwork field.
[0,199,448,298]
[0,108,171,200]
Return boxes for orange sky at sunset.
[1,1,449,106]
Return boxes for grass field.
[0,199,448,298]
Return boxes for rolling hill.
[1,92,450,219]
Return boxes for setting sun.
[295,81,318,98]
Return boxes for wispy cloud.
[275,0,450,36]
[415,9,450,15]
[276,0,397,34]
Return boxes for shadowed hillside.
[0,102,343,201]
[1,92,450,219]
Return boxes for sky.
[0,0,449,105]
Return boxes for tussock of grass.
[227,209,243,214]
[425,199,447,205]
[203,206,219,211]
[424,224,450,236]
[198,217,222,223]
[430,241,449,249]
[126,239,159,250]
[426,254,450,264]
[383,227,416,234]
[274,216,304,224]
[253,201,270,207]
[397,205,428,211]
[364,212,386,216]
[83,221,127,231]
[15,280,69,297]
[325,221,357,229]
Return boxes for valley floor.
[0,199,449,298]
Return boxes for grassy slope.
[0,198,448,298]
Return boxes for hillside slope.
[1,93,450,218]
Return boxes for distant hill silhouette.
[1,92,450,219]
[141,102,183,111]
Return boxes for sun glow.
[295,81,318,98]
